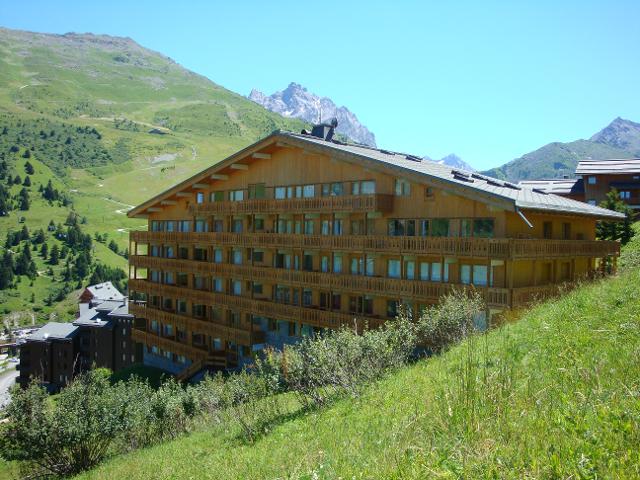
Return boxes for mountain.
[249,82,376,146]
[0,27,307,319]
[482,118,640,182]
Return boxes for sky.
[1,0,639,170]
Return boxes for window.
[303,184,315,198]
[420,219,430,236]
[431,262,442,281]
[210,191,224,202]
[461,265,471,284]
[588,176,596,185]
[232,250,242,265]
[388,259,401,279]
[587,199,596,206]
[165,246,175,258]
[274,186,286,199]
[252,283,263,295]
[303,289,313,306]
[229,189,244,201]
[252,250,264,263]
[304,219,314,235]
[277,219,293,233]
[620,191,631,200]
[232,280,242,296]
[321,256,330,273]
[388,219,404,236]
[177,273,188,286]
[213,278,223,292]
[473,219,494,238]
[179,220,191,232]
[213,248,223,263]
[394,178,411,196]
[193,304,206,318]
[303,254,314,271]
[232,219,243,233]
[431,219,450,237]
[213,219,224,232]
[194,276,206,290]
[196,192,204,204]
[361,180,375,194]
[332,293,341,310]
[472,265,488,286]
[333,254,343,273]
[461,219,472,238]
[165,221,175,232]
[151,221,162,232]
[177,299,187,314]
[151,245,160,257]
[406,220,416,236]
[387,300,399,318]
[321,220,331,235]
[562,222,571,240]
[254,218,265,231]
[194,247,207,261]
[351,257,364,275]
[543,221,553,239]
[420,262,429,280]
[163,272,174,285]
[248,183,266,199]
[333,219,343,235]
[405,260,415,279]
[365,257,375,276]
[195,219,207,232]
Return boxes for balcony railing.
[188,194,394,215]
[129,303,252,345]
[132,329,209,360]
[129,255,509,307]
[130,231,619,260]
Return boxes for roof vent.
[503,181,522,190]
[405,154,422,162]
[532,188,548,195]
[310,118,338,141]
[379,149,396,155]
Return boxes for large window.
[472,265,488,286]
[229,189,244,201]
[588,176,597,185]
[473,219,494,238]
[303,184,315,198]
[322,182,344,196]
[210,191,224,202]
[333,254,343,273]
[431,219,450,237]
[388,259,401,279]
[394,179,411,196]
[196,192,204,204]
[248,183,266,199]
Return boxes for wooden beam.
[230,163,249,170]
[252,153,271,159]
[192,183,208,189]
[147,207,163,212]
[176,192,193,198]
[210,174,229,180]
[160,200,177,205]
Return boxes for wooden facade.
[128,130,622,373]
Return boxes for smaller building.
[520,159,640,210]
[18,284,140,391]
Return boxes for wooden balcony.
[130,231,619,260]
[129,278,386,329]
[132,329,209,360]
[188,194,394,215]
[129,255,510,307]
[129,302,252,345]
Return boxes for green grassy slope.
[75,255,640,479]
[0,27,307,318]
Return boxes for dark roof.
[576,159,640,175]
[519,178,584,196]
[28,322,78,341]
[128,131,625,220]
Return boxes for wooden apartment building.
[127,123,623,375]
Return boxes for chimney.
[309,117,338,141]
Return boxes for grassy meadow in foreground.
[73,267,640,479]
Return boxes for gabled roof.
[576,159,640,175]
[518,178,584,196]
[128,131,625,220]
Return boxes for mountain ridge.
[249,82,376,146]
[481,117,640,181]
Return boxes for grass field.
[67,248,640,479]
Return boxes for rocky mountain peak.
[590,117,640,153]
[248,83,376,146]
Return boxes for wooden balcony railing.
[132,329,209,360]
[129,255,510,307]
[188,194,394,215]
[129,303,252,344]
[130,231,619,260]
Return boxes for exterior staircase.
[175,351,230,382]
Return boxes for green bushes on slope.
[0,292,483,478]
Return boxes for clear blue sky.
[1,0,639,170]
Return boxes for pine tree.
[15,245,36,278]
[17,187,30,210]
[597,189,635,245]
[108,239,119,254]
[40,242,48,259]
[49,243,60,265]
[0,252,14,289]
[24,161,34,175]
[23,176,31,187]
[13,175,21,185]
